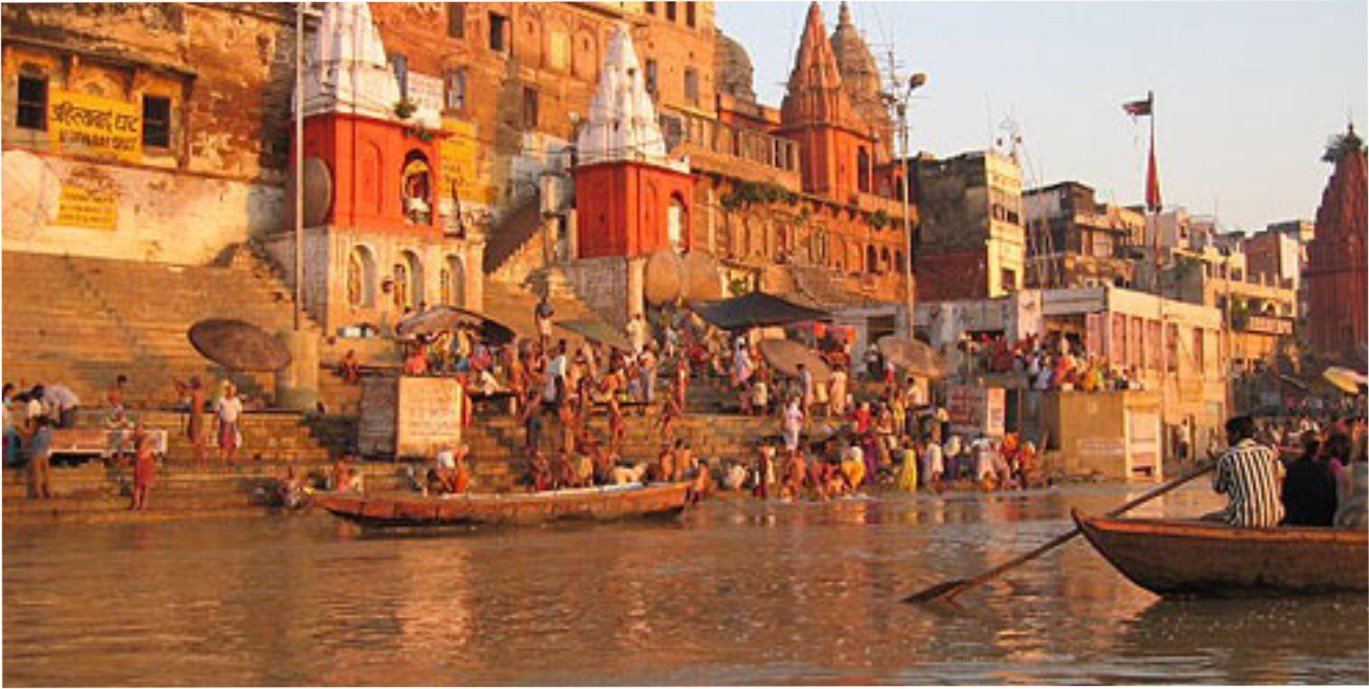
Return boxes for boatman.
[1202,415,1285,528]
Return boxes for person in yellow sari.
[894,438,918,492]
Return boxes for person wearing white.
[782,397,804,451]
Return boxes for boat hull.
[316,482,692,529]
[1073,509,1369,597]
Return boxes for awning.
[692,291,831,331]
[395,306,516,345]
[556,319,632,351]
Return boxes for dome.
[714,28,756,103]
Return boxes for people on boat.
[330,456,364,493]
[1330,430,1369,528]
[1203,415,1285,528]
[1281,431,1337,526]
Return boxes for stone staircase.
[483,191,545,281]
[2,250,319,409]
[1,459,415,525]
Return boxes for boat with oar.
[1072,510,1368,597]
[315,482,692,529]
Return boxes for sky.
[713,1,1368,233]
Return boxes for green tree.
[1322,126,1365,163]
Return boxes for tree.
[1322,126,1365,163]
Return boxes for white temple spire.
[575,24,686,171]
[294,2,437,128]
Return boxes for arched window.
[895,250,905,274]
[401,151,432,225]
[857,146,871,193]
[360,143,384,215]
[866,245,878,274]
[439,254,465,306]
[346,245,377,308]
[394,250,424,310]
[880,247,891,272]
[667,195,686,251]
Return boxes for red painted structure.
[774,2,876,205]
[574,160,694,258]
[293,112,442,235]
[1306,144,1367,359]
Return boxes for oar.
[904,459,1217,603]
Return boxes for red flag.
[1146,136,1162,213]
[1123,97,1152,117]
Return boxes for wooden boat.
[1072,508,1369,596]
[316,482,692,529]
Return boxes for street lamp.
[887,72,927,335]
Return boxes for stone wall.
[1,3,297,264]
[562,255,631,327]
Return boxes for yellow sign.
[439,118,491,205]
[54,168,119,230]
[49,90,142,162]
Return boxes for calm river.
[5,484,1367,685]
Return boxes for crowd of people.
[1210,412,1369,529]
[959,332,1142,392]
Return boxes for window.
[1165,323,1178,373]
[686,2,696,27]
[16,75,47,131]
[389,54,408,98]
[645,59,658,98]
[444,69,467,111]
[522,86,539,129]
[683,68,699,106]
[1001,268,1017,291]
[141,95,171,148]
[666,2,677,21]
[857,146,870,193]
[489,12,508,52]
[645,1,656,14]
[1192,328,1204,372]
[447,4,464,38]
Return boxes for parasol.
[395,305,516,345]
[188,319,291,371]
[758,338,832,384]
[878,335,947,379]
[1321,366,1367,395]
[556,319,633,352]
[682,250,723,304]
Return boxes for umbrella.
[758,338,832,383]
[188,319,291,371]
[878,335,947,379]
[556,319,632,352]
[1322,366,1367,395]
[395,305,516,345]
[693,291,830,330]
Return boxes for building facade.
[1306,134,1368,361]
[1023,181,1142,290]
[913,149,1026,301]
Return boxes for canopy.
[395,305,516,345]
[877,335,947,379]
[188,319,291,371]
[692,291,830,331]
[1321,366,1367,395]
[758,338,832,384]
[556,319,632,351]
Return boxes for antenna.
[1001,114,1058,289]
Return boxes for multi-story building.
[912,149,1026,300]
[1022,181,1143,289]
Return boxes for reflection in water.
[4,484,1366,685]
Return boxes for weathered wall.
[562,255,630,326]
[1,3,296,264]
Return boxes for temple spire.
[780,1,861,131]
[576,24,684,171]
[295,2,439,128]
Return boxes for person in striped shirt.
[1202,415,1286,528]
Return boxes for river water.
[5,483,1366,686]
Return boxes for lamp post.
[890,72,927,335]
